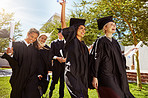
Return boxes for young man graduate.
[49,28,66,98]
[1,28,41,98]
[91,16,135,98]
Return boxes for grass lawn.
[0,76,148,98]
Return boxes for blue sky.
[0,0,80,39]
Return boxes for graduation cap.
[0,29,9,38]
[57,28,62,33]
[70,18,86,27]
[97,16,114,30]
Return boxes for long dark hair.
[74,24,85,33]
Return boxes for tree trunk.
[135,51,142,89]
[124,19,142,89]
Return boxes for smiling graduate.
[91,16,135,98]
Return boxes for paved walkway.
[0,69,12,77]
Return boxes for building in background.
[125,45,148,72]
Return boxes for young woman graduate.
[34,33,53,96]
[1,28,41,98]
[91,16,135,98]
[60,0,89,98]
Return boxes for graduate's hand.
[6,47,13,56]
[61,58,66,63]
[48,71,52,74]
[60,0,66,5]
[56,57,63,63]
[38,75,43,80]
[92,77,98,89]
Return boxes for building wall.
[125,45,148,72]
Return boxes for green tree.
[70,0,148,89]
[40,17,69,45]
[0,9,22,52]
[40,19,62,45]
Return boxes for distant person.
[91,16,135,98]
[60,0,89,97]
[49,28,66,98]
[1,28,42,98]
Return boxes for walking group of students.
[1,0,136,98]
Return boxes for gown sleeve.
[92,38,104,77]
[1,53,18,70]
[62,26,76,44]
[47,47,54,71]
[1,42,19,70]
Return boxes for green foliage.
[0,9,22,52]
[40,19,69,45]
[0,77,11,98]
[69,0,148,46]
[129,83,148,98]
[40,19,61,45]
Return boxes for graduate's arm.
[48,48,54,71]
[91,40,100,89]
[91,39,104,89]
[60,0,66,29]
[60,0,75,41]
[92,39,103,78]
[50,42,63,63]
[51,42,56,59]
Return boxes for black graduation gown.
[92,36,134,98]
[51,39,65,84]
[1,41,41,98]
[38,45,53,94]
[62,26,89,98]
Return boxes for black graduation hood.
[70,18,86,27]
[97,16,114,30]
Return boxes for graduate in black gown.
[91,16,135,98]
[1,28,41,98]
[34,33,53,96]
[60,1,89,97]
[49,28,66,98]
